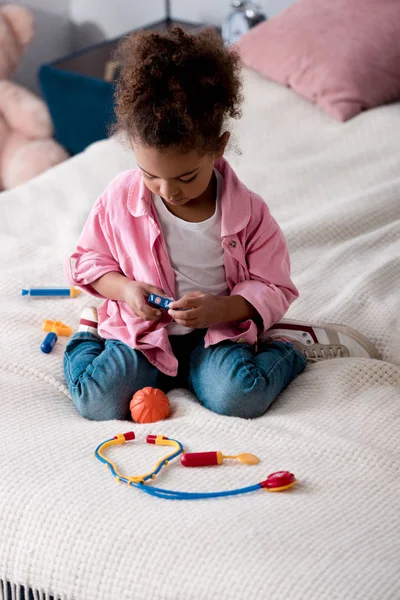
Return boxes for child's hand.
[168,292,225,329]
[123,280,166,322]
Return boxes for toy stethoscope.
[95,432,296,500]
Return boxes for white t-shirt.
[153,169,229,335]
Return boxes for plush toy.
[0,4,68,191]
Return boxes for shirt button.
[237,338,245,343]
[229,240,237,248]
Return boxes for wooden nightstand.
[39,20,217,155]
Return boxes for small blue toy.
[41,332,57,354]
[147,293,173,310]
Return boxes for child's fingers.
[168,308,197,324]
[173,318,198,327]
[138,304,162,319]
[146,284,167,297]
[169,296,198,310]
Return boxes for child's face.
[132,139,227,208]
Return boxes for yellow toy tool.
[42,320,73,337]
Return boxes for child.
[64,27,378,421]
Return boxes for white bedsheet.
[0,69,399,600]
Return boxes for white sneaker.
[265,319,380,361]
[78,306,99,337]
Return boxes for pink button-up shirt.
[65,158,298,376]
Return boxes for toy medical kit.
[22,286,81,298]
[40,319,72,354]
[130,387,170,423]
[181,451,259,467]
[147,293,173,310]
[94,432,296,500]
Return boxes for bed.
[1,68,399,600]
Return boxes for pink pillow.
[236,0,400,121]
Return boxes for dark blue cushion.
[39,64,115,155]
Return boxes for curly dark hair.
[112,26,243,153]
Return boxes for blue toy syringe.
[21,286,81,298]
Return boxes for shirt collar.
[214,157,251,236]
[127,156,251,236]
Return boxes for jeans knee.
[198,377,274,419]
[69,380,131,421]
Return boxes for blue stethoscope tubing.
[95,437,264,500]
[131,481,263,500]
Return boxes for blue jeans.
[64,329,306,421]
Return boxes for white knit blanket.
[1,70,399,600]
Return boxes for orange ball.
[130,387,170,424]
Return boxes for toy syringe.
[22,286,81,298]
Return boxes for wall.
[171,0,298,26]
[70,0,166,51]
[10,0,299,92]
[70,0,299,45]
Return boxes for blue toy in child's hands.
[147,293,173,310]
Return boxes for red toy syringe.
[181,451,259,467]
